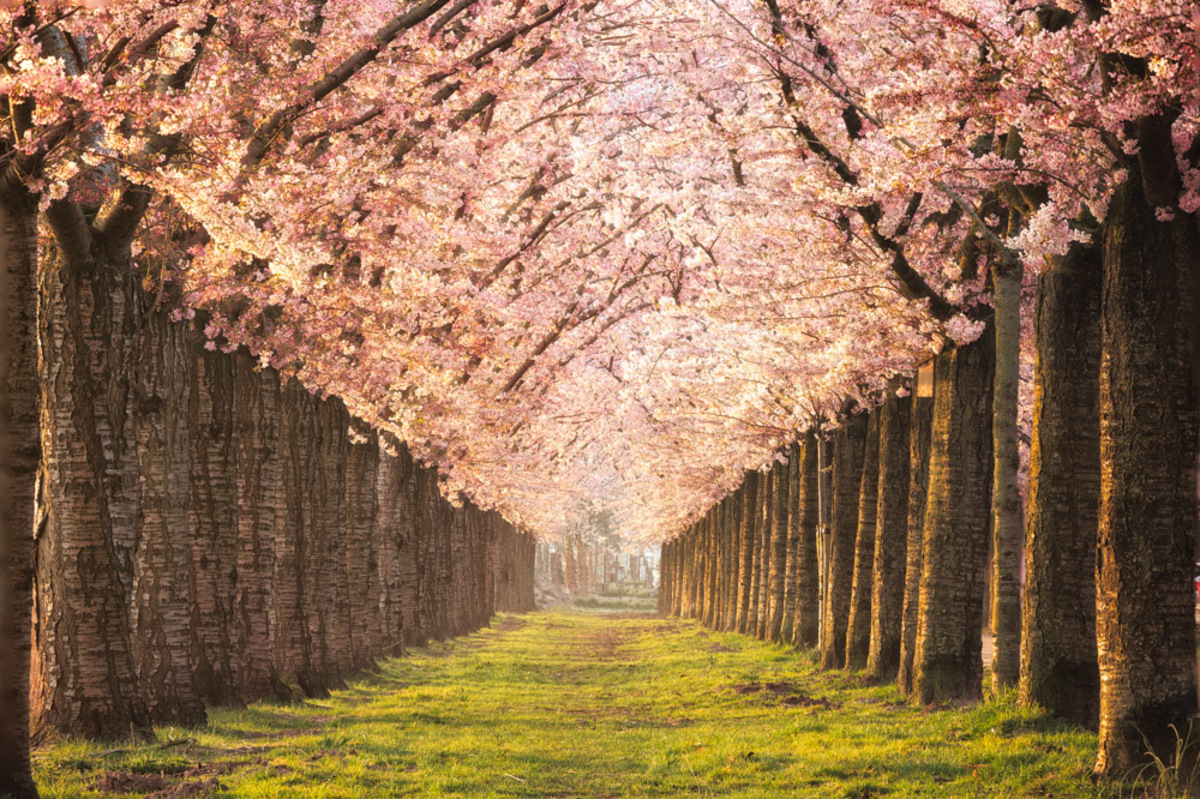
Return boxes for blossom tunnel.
[1,0,1198,796]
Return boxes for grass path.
[35,611,1106,797]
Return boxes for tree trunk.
[131,310,203,725]
[32,243,148,738]
[754,471,773,638]
[866,389,912,683]
[310,397,351,683]
[779,446,801,645]
[1093,165,1198,777]
[189,341,239,706]
[232,355,289,701]
[820,413,867,669]
[346,426,380,670]
[272,378,325,698]
[735,472,759,634]
[913,329,996,704]
[1020,240,1101,728]
[373,445,408,654]
[768,461,790,642]
[0,189,41,797]
[792,434,821,649]
[991,253,1025,692]
[898,377,934,695]
[846,411,881,670]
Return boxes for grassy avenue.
[33,610,1118,797]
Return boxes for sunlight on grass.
[33,611,1111,797]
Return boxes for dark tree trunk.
[1093,163,1198,777]
[232,355,288,702]
[820,413,867,669]
[846,411,881,670]
[754,471,773,638]
[310,397,351,684]
[735,473,759,634]
[912,330,996,704]
[373,446,408,654]
[0,190,41,797]
[721,496,737,631]
[1020,240,1101,728]
[189,341,240,706]
[32,243,148,738]
[792,434,821,648]
[768,461,790,641]
[866,389,912,683]
[272,379,325,698]
[132,310,203,725]
[898,378,934,695]
[779,446,801,644]
[346,427,380,670]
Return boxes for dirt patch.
[146,777,222,797]
[496,616,528,632]
[707,643,738,653]
[728,680,841,709]
[92,771,171,793]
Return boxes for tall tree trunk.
[189,341,239,706]
[820,413,867,669]
[32,243,148,738]
[779,445,801,644]
[735,473,759,634]
[272,379,325,698]
[754,471,773,638]
[846,411,881,670]
[310,397,351,683]
[132,309,203,725]
[768,461,790,642]
[0,189,41,797]
[346,426,379,670]
[1020,240,1101,728]
[913,330,996,704]
[898,377,935,695]
[232,355,288,701]
[866,389,912,682]
[991,252,1025,691]
[1093,161,1198,777]
[792,434,821,648]
[373,446,407,654]
[721,496,736,631]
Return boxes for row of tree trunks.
[28,313,535,742]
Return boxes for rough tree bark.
[346,426,380,670]
[912,329,995,704]
[735,472,759,634]
[0,189,40,797]
[779,446,801,644]
[791,435,821,649]
[189,338,240,706]
[768,460,790,642]
[1020,240,1101,728]
[272,378,325,698]
[1093,155,1198,777]
[754,470,773,638]
[898,376,934,695]
[131,309,203,724]
[820,412,867,670]
[232,355,288,702]
[32,238,148,739]
[846,410,881,670]
[866,388,911,683]
[310,397,351,683]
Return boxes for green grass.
[34,611,1113,797]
